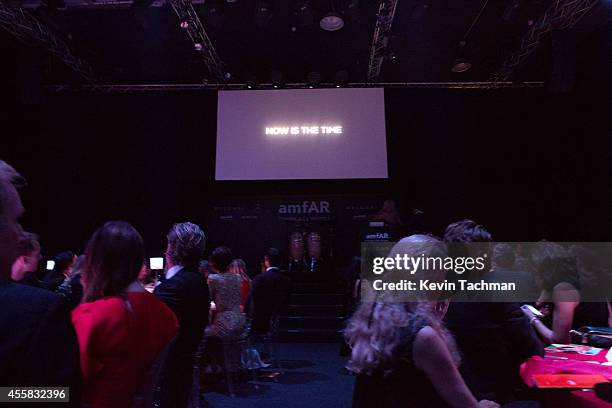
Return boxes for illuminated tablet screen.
[149,257,164,270]
[215,88,388,180]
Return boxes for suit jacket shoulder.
[0,282,80,391]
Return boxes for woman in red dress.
[72,221,178,408]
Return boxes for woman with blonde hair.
[229,258,251,310]
[345,235,498,408]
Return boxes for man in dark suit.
[154,222,209,408]
[443,220,543,404]
[0,161,81,405]
[246,248,291,335]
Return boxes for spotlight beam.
[492,0,599,81]
[170,0,228,82]
[366,0,399,82]
[0,2,95,82]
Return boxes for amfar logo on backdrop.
[278,201,331,215]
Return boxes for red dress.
[72,291,178,408]
[240,279,251,311]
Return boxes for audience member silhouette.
[0,161,81,404]
[245,248,291,335]
[154,222,210,408]
[443,220,543,404]
[72,221,177,407]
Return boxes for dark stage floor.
[201,343,354,408]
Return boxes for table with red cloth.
[521,346,612,408]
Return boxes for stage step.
[279,316,344,330]
[279,328,344,342]
[289,293,344,305]
[279,291,346,342]
[290,282,342,294]
[286,304,345,315]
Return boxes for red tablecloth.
[521,347,612,408]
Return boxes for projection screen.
[215,88,388,180]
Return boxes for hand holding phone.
[521,304,543,318]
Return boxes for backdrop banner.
[206,195,386,276]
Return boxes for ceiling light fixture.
[451,41,472,73]
[450,0,489,73]
[320,0,344,31]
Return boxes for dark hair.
[492,243,515,269]
[539,254,580,292]
[443,219,493,243]
[53,251,76,275]
[82,221,144,303]
[166,222,206,268]
[210,246,233,272]
[265,247,281,268]
[17,232,40,257]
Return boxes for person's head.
[0,161,26,280]
[568,244,608,291]
[71,254,85,276]
[229,258,250,282]
[263,247,281,269]
[443,219,492,243]
[345,301,458,377]
[138,262,149,282]
[52,251,76,278]
[492,243,516,269]
[10,232,41,282]
[82,221,145,303]
[348,235,456,378]
[373,234,449,304]
[165,222,206,269]
[530,241,576,292]
[209,246,233,273]
[443,219,492,274]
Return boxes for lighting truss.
[170,0,227,82]
[492,0,600,81]
[18,0,207,8]
[0,2,95,82]
[366,0,398,83]
[46,81,545,93]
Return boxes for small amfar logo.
[278,201,330,214]
[366,232,389,240]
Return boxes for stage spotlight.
[380,35,400,63]
[294,0,314,27]
[244,72,258,89]
[180,20,189,29]
[334,70,349,87]
[194,42,203,51]
[270,70,284,88]
[321,0,344,31]
[306,71,321,88]
[254,1,273,27]
[320,12,344,31]
[451,41,472,73]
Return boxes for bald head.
[0,161,26,279]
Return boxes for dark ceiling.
[1,0,611,86]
